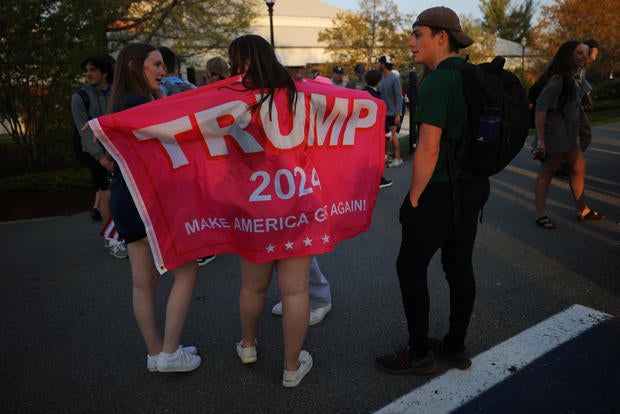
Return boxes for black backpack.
[527,79,544,129]
[72,89,91,164]
[440,56,529,177]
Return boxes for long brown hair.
[537,40,582,101]
[108,43,158,113]
[228,35,297,117]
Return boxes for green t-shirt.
[413,56,468,183]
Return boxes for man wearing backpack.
[71,55,127,259]
[376,7,489,375]
[158,46,196,96]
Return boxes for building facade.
[251,0,342,67]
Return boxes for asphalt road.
[1,122,619,413]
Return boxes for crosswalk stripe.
[374,304,612,414]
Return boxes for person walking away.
[556,39,600,176]
[376,7,490,375]
[532,40,605,229]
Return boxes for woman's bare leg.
[277,256,312,371]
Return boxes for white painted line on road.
[374,304,612,414]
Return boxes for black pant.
[396,176,489,355]
[81,154,110,191]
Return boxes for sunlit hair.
[537,40,582,100]
[228,34,296,117]
[108,43,158,113]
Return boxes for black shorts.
[385,116,397,134]
[385,115,402,133]
[82,155,109,191]
[109,171,146,244]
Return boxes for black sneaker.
[376,345,436,375]
[427,337,472,370]
[379,177,393,189]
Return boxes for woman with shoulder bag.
[533,40,604,229]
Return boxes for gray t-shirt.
[378,71,403,117]
[535,74,583,153]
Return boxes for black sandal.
[535,216,556,229]
[577,209,605,221]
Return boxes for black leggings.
[396,177,489,355]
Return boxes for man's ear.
[438,30,448,45]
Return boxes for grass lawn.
[586,98,620,125]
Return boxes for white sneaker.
[282,350,313,388]
[235,341,257,364]
[157,346,201,372]
[109,239,128,259]
[273,302,332,326]
[147,345,198,372]
[309,303,332,326]
[271,302,283,316]
[388,158,403,168]
[103,237,111,248]
[197,255,216,267]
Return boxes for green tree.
[0,0,128,171]
[318,0,412,71]
[504,0,534,42]
[480,0,534,42]
[480,0,510,35]
[460,15,497,63]
[0,0,257,171]
[108,0,260,61]
[535,0,619,81]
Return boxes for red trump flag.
[90,75,386,273]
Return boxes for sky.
[323,0,552,21]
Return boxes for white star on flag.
[285,241,294,250]
[322,234,330,244]
[303,237,312,246]
[266,244,275,253]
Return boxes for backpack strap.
[77,89,91,116]
[436,59,467,229]
[446,136,460,228]
[72,90,92,162]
